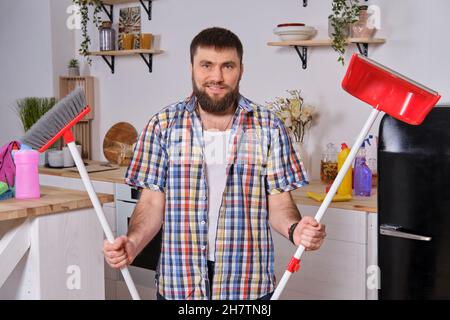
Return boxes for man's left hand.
[293,216,326,251]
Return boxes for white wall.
[0,0,73,146]
[0,0,54,145]
[83,0,450,179]
[2,0,449,180]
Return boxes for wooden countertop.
[39,161,377,213]
[0,186,114,222]
[291,181,377,213]
[39,161,127,184]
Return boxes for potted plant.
[15,97,57,165]
[328,0,361,65]
[68,58,80,76]
[73,0,104,65]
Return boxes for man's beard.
[192,77,240,114]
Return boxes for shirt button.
[201,246,206,251]
[203,195,207,200]
[201,220,206,225]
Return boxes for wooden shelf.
[89,49,163,56]
[268,38,386,69]
[267,38,385,47]
[101,0,153,21]
[88,49,164,74]
[59,76,95,159]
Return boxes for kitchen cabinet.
[39,166,378,300]
[273,205,378,300]
[0,186,113,299]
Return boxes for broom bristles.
[21,88,87,150]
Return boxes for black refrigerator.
[378,106,450,299]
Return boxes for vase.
[351,6,376,38]
[292,141,310,179]
[68,67,80,76]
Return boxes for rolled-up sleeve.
[265,121,309,195]
[125,116,168,192]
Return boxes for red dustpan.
[272,54,441,300]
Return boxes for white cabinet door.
[272,205,368,300]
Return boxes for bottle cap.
[341,143,349,150]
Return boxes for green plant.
[68,58,79,68]
[329,0,360,65]
[15,97,57,132]
[73,0,104,65]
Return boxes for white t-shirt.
[203,129,231,261]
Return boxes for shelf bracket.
[356,43,369,57]
[100,3,114,22]
[139,53,153,73]
[100,55,115,74]
[139,0,152,20]
[303,0,307,7]
[293,46,308,69]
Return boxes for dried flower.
[266,90,315,143]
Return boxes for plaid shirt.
[125,95,308,300]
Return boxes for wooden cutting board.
[102,122,138,166]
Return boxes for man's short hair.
[190,27,243,64]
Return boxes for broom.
[271,54,441,300]
[22,88,141,300]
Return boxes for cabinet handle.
[380,224,432,241]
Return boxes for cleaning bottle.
[337,143,352,196]
[353,138,372,197]
[14,146,40,199]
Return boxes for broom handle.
[271,108,380,300]
[67,141,141,300]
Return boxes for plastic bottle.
[337,143,353,196]
[353,141,372,197]
[14,149,40,199]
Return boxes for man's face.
[191,46,243,113]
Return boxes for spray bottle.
[353,136,373,196]
[337,143,352,196]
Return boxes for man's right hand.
[103,235,137,269]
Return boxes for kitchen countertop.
[291,181,377,213]
[39,161,127,184]
[39,161,377,213]
[0,185,114,222]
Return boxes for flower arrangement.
[266,90,314,144]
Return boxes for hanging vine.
[73,0,104,65]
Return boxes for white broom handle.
[67,142,141,300]
[271,108,380,300]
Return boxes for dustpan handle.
[67,141,141,300]
[271,108,380,300]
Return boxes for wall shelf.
[302,0,367,7]
[267,38,386,69]
[88,49,164,74]
[101,0,153,21]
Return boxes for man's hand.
[103,235,137,269]
[293,216,326,251]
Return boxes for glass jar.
[321,143,338,183]
[99,21,115,51]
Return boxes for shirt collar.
[185,94,253,113]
